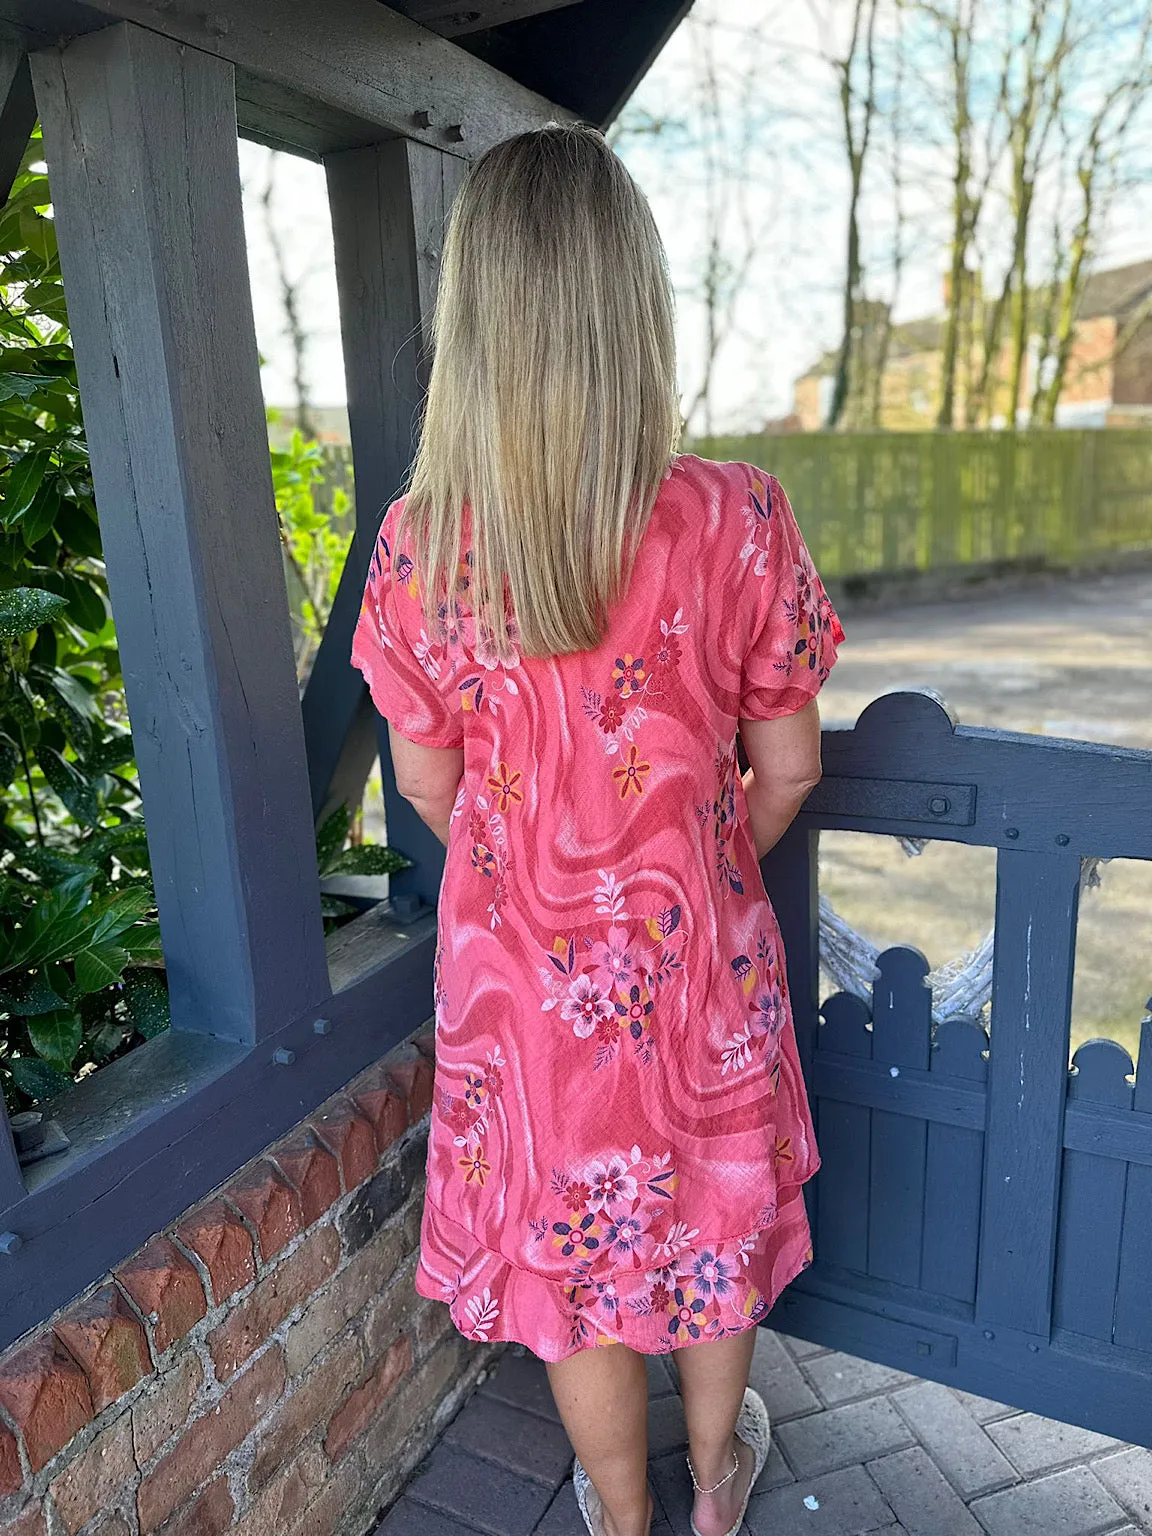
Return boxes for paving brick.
[0,1333,94,1471]
[774,1395,915,1479]
[802,1351,914,1407]
[153,1476,234,1536]
[386,1045,435,1124]
[756,1440,798,1494]
[309,1096,379,1193]
[969,1465,1127,1536]
[48,1412,135,1535]
[207,1226,340,1382]
[404,1444,553,1535]
[644,1355,677,1398]
[893,1382,1017,1500]
[133,1354,203,1467]
[0,1424,22,1496]
[341,1134,427,1255]
[646,1392,688,1459]
[374,1498,481,1534]
[285,1223,407,1377]
[647,1448,694,1530]
[0,1504,46,1536]
[137,1346,286,1532]
[231,1447,325,1536]
[270,1131,341,1227]
[443,1395,573,1488]
[349,1063,409,1156]
[115,1239,207,1355]
[176,1200,256,1304]
[748,1329,822,1422]
[776,1332,829,1361]
[867,1446,981,1536]
[1090,1447,1152,1529]
[326,1335,412,1462]
[224,1163,303,1264]
[951,1390,1018,1425]
[984,1413,1119,1478]
[476,1350,560,1423]
[744,1463,897,1535]
[529,1482,589,1536]
[53,1285,152,1413]
[248,1334,361,1492]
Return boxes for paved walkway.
[376,1329,1152,1535]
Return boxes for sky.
[239,0,1152,436]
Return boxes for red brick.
[230,1447,323,1536]
[412,1027,436,1061]
[133,1355,202,1467]
[0,1424,22,1497]
[224,1164,303,1265]
[115,1240,207,1354]
[308,1098,377,1192]
[176,1201,255,1304]
[385,1045,434,1124]
[269,1132,340,1227]
[284,1224,406,1378]
[53,1286,152,1412]
[0,1504,46,1536]
[292,1453,363,1536]
[137,1346,285,1533]
[89,1515,132,1536]
[248,1335,361,1493]
[207,1227,340,1383]
[49,1412,135,1536]
[0,1334,93,1472]
[154,1477,233,1536]
[348,1065,407,1155]
[324,1334,411,1462]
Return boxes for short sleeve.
[738,469,845,721]
[350,504,465,749]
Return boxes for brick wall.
[0,1029,495,1536]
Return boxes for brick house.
[792,258,1152,431]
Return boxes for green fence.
[691,430,1152,580]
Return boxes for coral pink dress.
[352,454,843,1360]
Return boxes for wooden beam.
[32,24,330,1044]
[324,137,465,907]
[0,44,34,204]
[391,0,584,39]
[2,0,568,159]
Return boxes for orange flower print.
[487,761,523,812]
[459,1145,491,1185]
[774,1134,794,1164]
[612,745,651,799]
[611,653,646,698]
[471,841,497,877]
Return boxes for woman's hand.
[739,699,823,861]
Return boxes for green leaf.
[0,732,18,789]
[87,885,153,946]
[8,1055,72,1103]
[0,965,69,1016]
[38,667,96,753]
[88,1018,128,1063]
[73,942,130,994]
[0,374,47,402]
[1,449,51,524]
[27,1009,83,1070]
[59,573,107,634]
[86,734,136,774]
[315,803,351,875]
[330,843,413,875]
[0,585,67,638]
[120,920,161,958]
[20,480,61,548]
[37,745,98,824]
[122,969,170,1039]
[0,872,93,971]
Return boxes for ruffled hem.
[414,1183,814,1363]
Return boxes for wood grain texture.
[2,0,568,157]
[392,0,583,38]
[0,43,33,203]
[32,24,330,1043]
[921,1019,986,1303]
[320,138,465,904]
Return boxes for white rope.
[817,847,1109,1026]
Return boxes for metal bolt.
[313,1018,332,1037]
[444,124,465,143]
[1028,1342,1040,1353]
[1005,827,1019,840]
[412,109,432,129]
[272,1047,296,1066]
[1055,832,1070,846]
[928,795,950,816]
[0,1232,23,1255]
[983,1328,995,1341]
[392,893,421,921]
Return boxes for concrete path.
[376,1329,1152,1534]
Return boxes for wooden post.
[976,848,1080,1335]
[324,138,466,906]
[0,45,34,204]
[32,24,330,1044]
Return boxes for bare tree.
[257,153,316,438]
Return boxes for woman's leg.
[546,1344,654,1536]
[674,1329,758,1536]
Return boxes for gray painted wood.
[2,0,567,158]
[33,24,329,1043]
[921,1020,986,1303]
[813,991,873,1273]
[393,0,582,37]
[976,848,1080,1335]
[1113,1016,1152,1351]
[0,43,33,203]
[323,138,466,905]
[0,1115,24,1213]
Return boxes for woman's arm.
[387,726,465,847]
[739,699,823,861]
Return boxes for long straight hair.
[398,122,680,661]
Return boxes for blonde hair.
[398,122,679,660]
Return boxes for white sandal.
[688,1386,772,1536]
[573,1459,602,1535]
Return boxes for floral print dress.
[351,454,844,1361]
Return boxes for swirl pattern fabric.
[351,454,844,1360]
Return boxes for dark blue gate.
[763,689,1152,1446]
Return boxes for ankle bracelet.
[686,1449,739,1495]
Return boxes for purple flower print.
[590,925,637,993]
[748,987,783,1039]
[603,1209,654,1263]
[686,1248,738,1300]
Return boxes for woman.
[352,122,843,1536]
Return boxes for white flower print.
[654,1221,701,1261]
[583,1155,639,1214]
[463,1286,500,1340]
[561,974,615,1038]
[594,869,628,920]
[721,1023,754,1075]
